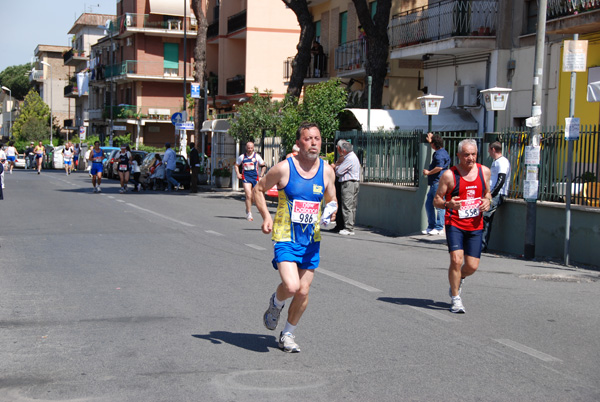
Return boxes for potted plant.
[198,165,208,185]
[212,166,231,188]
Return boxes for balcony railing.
[226,75,245,95]
[334,39,366,72]
[64,85,79,97]
[227,10,246,34]
[207,20,219,38]
[283,54,329,80]
[104,61,194,80]
[29,69,43,82]
[103,105,180,120]
[389,0,498,49]
[548,0,600,19]
[63,48,86,65]
[116,13,198,33]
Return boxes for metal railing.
[496,127,599,206]
[334,39,367,72]
[227,10,246,34]
[226,76,245,95]
[284,54,328,80]
[115,13,197,32]
[389,0,498,49]
[104,61,194,79]
[547,0,600,19]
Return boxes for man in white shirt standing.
[333,139,361,236]
[482,141,511,252]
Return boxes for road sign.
[175,122,195,130]
[191,83,201,99]
[171,112,183,126]
[113,125,127,131]
[79,126,87,140]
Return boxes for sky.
[0,0,117,72]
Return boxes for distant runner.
[234,141,266,221]
[88,141,104,193]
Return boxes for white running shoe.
[421,229,432,235]
[278,332,301,353]
[339,229,355,236]
[450,296,466,314]
[263,293,283,330]
[429,229,443,235]
[93,187,97,193]
[246,212,253,221]
[96,187,101,193]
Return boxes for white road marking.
[245,244,266,251]
[107,196,115,199]
[115,199,125,203]
[205,230,224,236]
[318,268,383,292]
[125,203,195,227]
[408,306,459,322]
[494,339,562,362]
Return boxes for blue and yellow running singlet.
[271,158,325,246]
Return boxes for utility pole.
[524,0,548,260]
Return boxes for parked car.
[139,152,191,189]
[14,154,27,169]
[103,149,120,179]
[110,150,148,179]
[98,146,120,174]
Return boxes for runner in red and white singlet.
[434,139,491,314]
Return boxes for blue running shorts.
[90,164,103,176]
[272,241,321,270]
[243,176,258,188]
[445,225,483,258]
[64,160,72,166]
[7,156,15,162]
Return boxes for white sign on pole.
[563,40,588,72]
[175,122,195,130]
[565,117,580,140]
[524,180,539,201]
[79,126,87,140]
[525,146,540,165]
[191,83,201,99]
[526,166,538,181]
[113,125,127,131]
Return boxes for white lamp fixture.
[417,94,444,115]
[480,87,512,111]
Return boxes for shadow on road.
[192,331,278,352]
[378,297,450,310]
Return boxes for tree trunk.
[192,0,208,140]
[351,0,392,109]
[282,0,315,102]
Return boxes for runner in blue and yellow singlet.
[254,122,337,353]
[88,141,104,193]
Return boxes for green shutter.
[315,21,321,42]
[339,12,347,44]
[164,43,179,69]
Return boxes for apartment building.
[0,91,16,140]
[64,13,115,140]
[389,0,600,134]
[30,45,74,140]
[89,0,197,147]
[205,0,300,114]
[296,0,424,110]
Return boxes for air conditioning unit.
[125,14,132,27]
[456,85,478,107]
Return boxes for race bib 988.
[291,200,320,224]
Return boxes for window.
[163,43,179,76]
[525,0,538,35]
[339,11,347,45]
[315,20,321,43]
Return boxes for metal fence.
[335,127,600,207]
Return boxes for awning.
[587,81,600,102]
[341,108,479,132]
[149,0,191,17]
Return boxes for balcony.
[116,13,198,38]
[89,109,104,121]
[63,48,87,66]
[227,10,246,35]
[104,60,194,82]
[334,39,366,77]
[64,84,79,98]
[546,0,600,34]
[283,54,329,80]
[103,105,178,121]
[226,75,245,95]
[207,20,219,39]
[29,69,43,83]
[388,0,498,58]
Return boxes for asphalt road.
[1,169,599,402]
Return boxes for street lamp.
[1,86,11,138]
[480,87,512,132]
[417,94,444,133]
[40,61,53,145]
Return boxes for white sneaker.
[278,332,301,353]
[96,187,101,193]
[339,229,355,236]
[421,229,432,235]
[450,296,466,314]
[246,212,253,221]
[429,229,443,235]
[93,187,97,193]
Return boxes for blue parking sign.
[191,83,200,99]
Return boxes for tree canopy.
[0,63,34,100]
[11,89,51,142]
